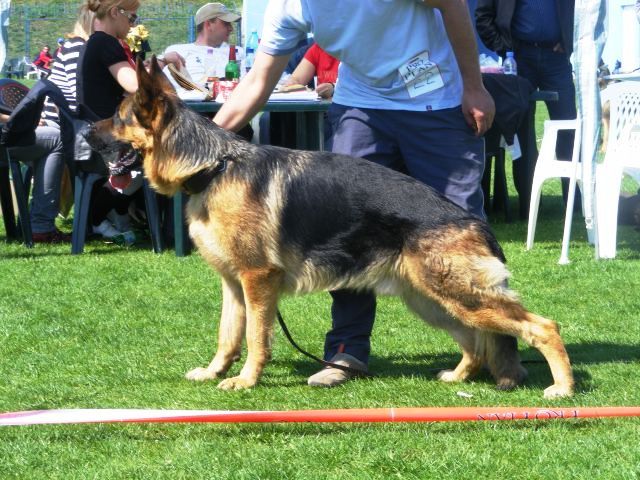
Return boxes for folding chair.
[0,79,32,245]
[595,81,640,259]
[71,105,164,254]
[526,118,582,264]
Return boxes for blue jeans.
[322,104,485,364]
[9,126,65,233]
[515,45,577,202]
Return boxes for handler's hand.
[462,86,495,136]
[164,51,186,69]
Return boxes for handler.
[214,0,504,387]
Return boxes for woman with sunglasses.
[80,0,183,242]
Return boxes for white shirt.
[164,42,246,85]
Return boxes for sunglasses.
[118,8,139,25]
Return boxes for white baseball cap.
[195,3,240,25]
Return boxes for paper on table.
[269,90,320,102]
[178,90,210,101]
[168,64,213,100]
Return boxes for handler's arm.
[422,0,495,136]
[214,50,290,132]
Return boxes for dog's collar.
[182,159,228,195]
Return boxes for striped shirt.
[42,36,85,125]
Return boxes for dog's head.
[84,56,202,194]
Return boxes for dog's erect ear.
[135,56,155,105]
[134,56,178,104]
[149,55,179,99]
[133,55,177,129]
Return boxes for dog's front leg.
[217,268,282,391]
[186,276,246,381]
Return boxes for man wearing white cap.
[164,2,243,85]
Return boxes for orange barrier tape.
[1,406,640,426]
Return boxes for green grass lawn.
[1,111,640,478]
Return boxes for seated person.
[287,43,339,99]
[163,2,253,142]
[164,2,243,89]
[33,45,53,73]
[285,38,314,76]
[82,0,183,244]
[0,112,69,243]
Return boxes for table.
[603,72,640,81]
[172,99,331,256]
[185,99,331,150]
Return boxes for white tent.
[241,0,269,44]
[574,0,608,252]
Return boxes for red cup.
[218,80,238,102]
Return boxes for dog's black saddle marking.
[182,158,228,195]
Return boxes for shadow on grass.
[277,340,637,393]
[0,238,157,259]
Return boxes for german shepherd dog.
[86,58,574,398]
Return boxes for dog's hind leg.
[403,292,483,382]
[477,332,527,390]
[217,268,283,391]
[403,253,573,398]
[186,276,246,382]
[405,290,527,388]
[438,295,573,398]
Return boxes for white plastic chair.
[25,64,39,80]
[595,81,640,259]
[526,118,582,264]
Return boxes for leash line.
[276,309,373,378]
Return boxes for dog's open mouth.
[82,123,143,193]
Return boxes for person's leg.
[309,104,402,384]
[538,50,577,158]
[323,289,377,364]
[90,182,134,243]
[389,107,486,219]
[538,49,579,207]
[13,126,65,234]
[512,45,543,209]
[390,107,524,383]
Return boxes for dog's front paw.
[543,383,574,399]
[185,366,220,382]
[217,376,256,391]
[437,369,462,383]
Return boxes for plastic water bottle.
[503,51,517,75]
[244,29,259,74]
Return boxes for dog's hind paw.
[543,383,574,399]
[217,376,256,391]
[185,367,219,382]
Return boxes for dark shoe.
[307,353,368,387]
[32,228,71,243]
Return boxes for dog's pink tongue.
[109,173,132,191]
